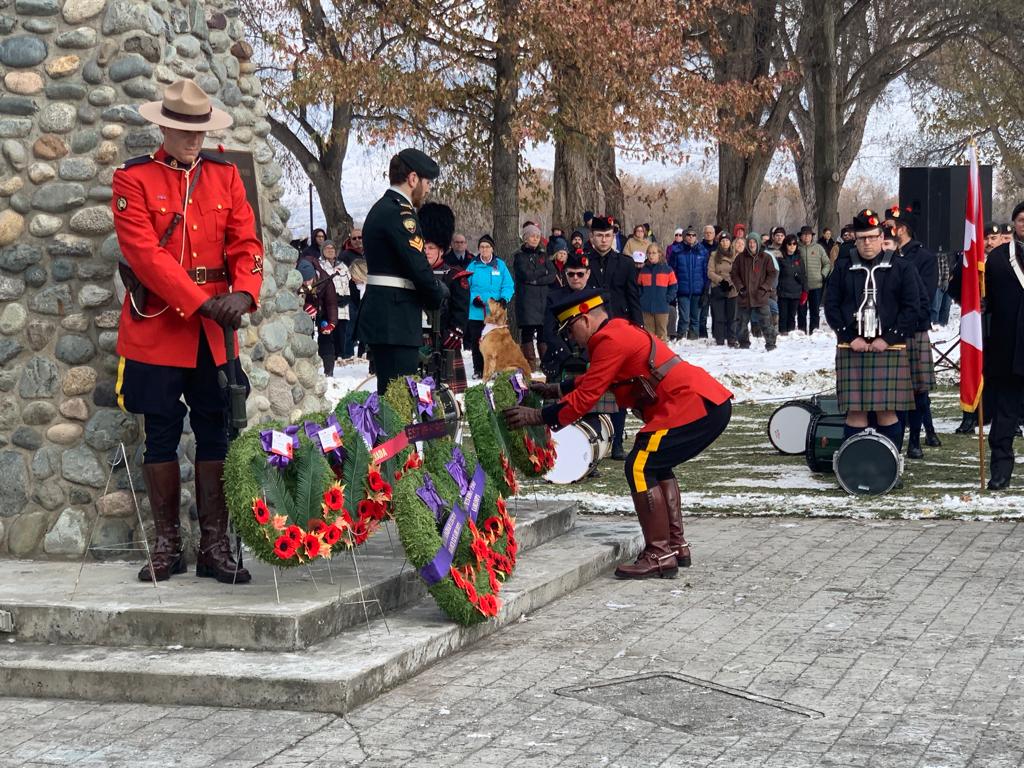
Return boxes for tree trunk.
[596,135,624,224]
[491,1,521,334]
[552,129,596,235]
[717,143,770,230]
[806,0,839,234]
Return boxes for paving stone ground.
[2,516,1022,767]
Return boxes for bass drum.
[768,400,821,455]
[804,412,847,473]
[834,429,902,496]
[811,394,841,416]
[545,414,613,484]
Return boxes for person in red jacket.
[111,79,264,584]
[505,289,733,579]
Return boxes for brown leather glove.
[210,292,254,329]
[503,406,544,429]
[529,381,561,399]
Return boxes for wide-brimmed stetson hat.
[139,79,233,131]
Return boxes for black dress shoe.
[906,445,924,459]
[610,445,625,460]
[924,431,942,447]
[988,475,1011,491]
[954,415,976,434]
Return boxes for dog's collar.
[481,323,506,338]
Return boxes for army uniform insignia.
[402,217,417,233]
[116,196,128,211]
[409,236,424,252]
[251,254,263,275]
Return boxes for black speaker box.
[899,166,993,253]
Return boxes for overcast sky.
[279,89,918,238]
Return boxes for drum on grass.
[834,429,902,496]
[804,412,847,473]
[545,414,613,484]
[811,394,841,416]
[768,400,821,455]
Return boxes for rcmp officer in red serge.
[359,148,449,394]
[505,289,733,579]
[824,209,921,449]
[111,79,263,584]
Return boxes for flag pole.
[977,393,985,491]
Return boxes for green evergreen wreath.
[392,447,517,625]
[490,373,555,477]
[464,382,519,497]
[224,420,341,568]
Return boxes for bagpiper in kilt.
[825,209,924,449]
[887,204,941,458]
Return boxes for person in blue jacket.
[673,226,710,339]
[465,234,514,378]
[637,243,678,341]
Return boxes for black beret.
[590,215,615,232]
[852,208,883,232]
[566,250,590,270]
[1012,202,1024,221]
[397,147,440,180]
[984,222,1000,236]
[1004,223,1015,234]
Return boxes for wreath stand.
[932,334,960,374]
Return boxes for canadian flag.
[960,146,985,412]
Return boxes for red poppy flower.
[285,525,303,543]
[478,593,500,616]
[307,519,327,535]
[381,482,393,498]
[274,535,298,559]
[496,498,507,516]
[488,571,500,593]
[367,471,385,492]
[393,470,402,481]
[252,498,271,525]
[323,486,344,511]
[352,519,369,545]
[449,567,466,588]
[341,510,354,528]
[483,516,502,536]
[471,538,491,563]
[323,524,342,546]
[463,582,478,602]
[358,499,385,522]
[303,534,321,558]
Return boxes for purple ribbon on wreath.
[303,414,346,467]
[446,446,470,498]
[483,382,496,411]
[407,376,436,418]
[348,392,383,448]
[259,424,300,469]
[416,473,446,523]
[510,371,528,404]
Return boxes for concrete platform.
[0,518,642,714]
[0,499,575,652]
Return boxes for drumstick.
[836,343,907,350]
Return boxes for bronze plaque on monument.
[218,148,264,244]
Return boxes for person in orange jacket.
[504,289,733,579]
[111,79,264,585]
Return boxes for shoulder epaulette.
[118,154,155,170]
[199,150,234,166]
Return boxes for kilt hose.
[906,331,936,393]
[835,345,915,413]
[625,399,732,494]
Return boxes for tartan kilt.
[591,390,620,415]
[445,351,468,394]
[836,345,914,412]
[906,331,935,392]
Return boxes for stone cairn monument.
[0,0,324,558]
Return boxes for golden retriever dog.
[479,299,531,380]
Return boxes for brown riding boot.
[659,477,691,567]
[615,485,678,579]
[195,460,251,584]
[138,461,187,582]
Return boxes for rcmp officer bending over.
[505,289,732,580]
[112,80,263,584]
[359,148,449,394]
[825,209,921,450]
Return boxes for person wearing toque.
[110,79,263,586]
[357,147,449,394]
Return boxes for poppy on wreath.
[323,486,345,511]
[303,534,321,559]
[323,524,343,546]
[252,498,271,525]
[274,535,298,559]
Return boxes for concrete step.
[0,499,575,652]
[0,518,642,714]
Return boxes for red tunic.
[111,147,264,367]
[552,319,732,432]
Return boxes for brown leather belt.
[187,267,229,285]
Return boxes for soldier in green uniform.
[359,148,449,394]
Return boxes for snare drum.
[768,400,821,455]
[834,429,902,495]
[544,414,613,484]
[804,412,847,473]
